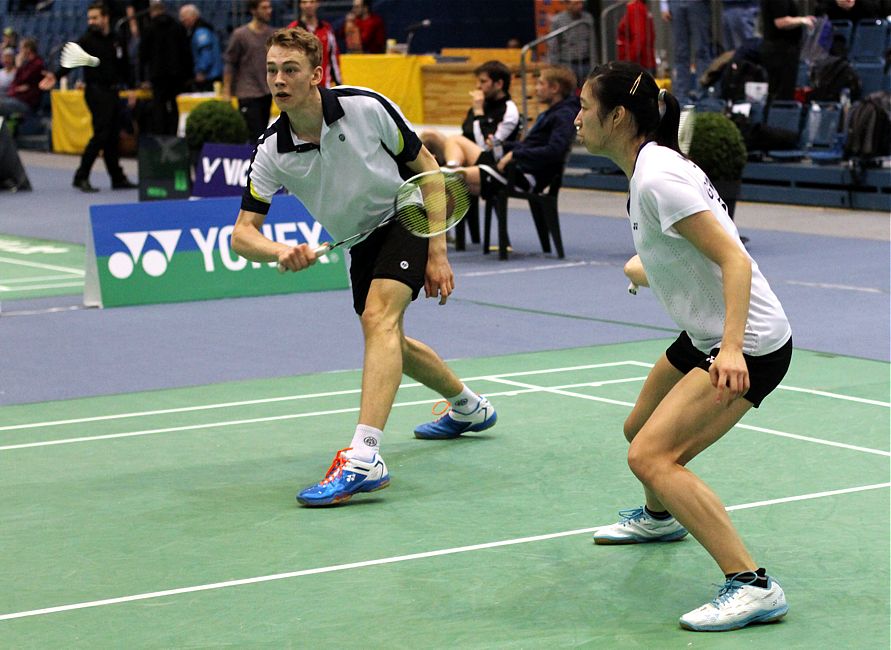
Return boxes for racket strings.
[394,173,471,237]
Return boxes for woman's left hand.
[709,347,750,406]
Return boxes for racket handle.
[628,282,639,296]
[276,243,332,273]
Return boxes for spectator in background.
[760,0,815,101]
[0,38,44,117]
[815,0,884,21]
[2,28,18,54]
[458,66,580,199]
[139,0,192,135]
[179,3,223,92]
[287,0,341,88]
[223,0,274,141]
[548,0,595,87]
[617,0,656,73]
[342,0,386,54]
[420,60,520,168]
[660,0,713,100]
[40,1,136,192]
[721,0,759,51]
[0,48,16,95]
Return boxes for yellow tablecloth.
[340,54,436,124]
[51,56,433,154]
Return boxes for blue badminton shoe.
[414,396,497,440]
[297,448,390,506]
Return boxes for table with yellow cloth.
[51,55,435,154]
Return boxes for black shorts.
[665,331,793,408]
[348,221,428,315]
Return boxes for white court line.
[0,362,646,432]
[0,274,82,284]
[0,256,85,274]
[0,482,886,622]
[0,378,649,452]
[462,261,594,277]
[487,377,891,458]
[785,280,884,294]
[0,281,83,292]
[777,385,890,407]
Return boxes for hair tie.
[658,88,667,119]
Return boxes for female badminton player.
[574,61,793,632]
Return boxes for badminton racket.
[278,169,471,271]
[60,42,100,68]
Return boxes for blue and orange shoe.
[414,396,497,440]
[296,447,390,507]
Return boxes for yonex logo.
[400,260,409,270]
[108,230,181,279]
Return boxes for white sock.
[349,424,382,461]
[445,159,461,168]
[447,385,480,417]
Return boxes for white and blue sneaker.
[592,506,688,544]
[414,396,497,440]
[296,448,390,507]
[679,574,788,632]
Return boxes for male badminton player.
[231,28,497,507]
[575,61,793,632]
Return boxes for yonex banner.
[84,196,349,308]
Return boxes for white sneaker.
[680,574,788,632]
[592,506,688,544]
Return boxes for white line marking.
[462,261,602,277]
[777,385,890,407]
[0,378,648,451]
[0,362,646,432]
[0,274,82,284]
[0,281,83,292]
[785,280,883,294]
[1,482,886,622]
[0,256,84,274]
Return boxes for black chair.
[481,161,567,260]
[453,197,480,251]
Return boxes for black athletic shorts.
[348,220,427,315]
[665,331,793,408]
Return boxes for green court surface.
[1,341,888,648]
[0,235,84,301]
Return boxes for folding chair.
[481,161,567,261]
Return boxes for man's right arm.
[232,209,319,271]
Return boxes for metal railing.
[518,17,595,134]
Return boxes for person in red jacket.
[0,38,45,117]
[287,0,342,87]
[342,0,386,54]
[616,0,656,73]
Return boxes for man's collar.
[274,88,345,154]
[318,87,345,125]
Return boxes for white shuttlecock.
[60,42,99,68]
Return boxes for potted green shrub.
[688,111,747,219]
[184,100,250,175]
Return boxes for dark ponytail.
[586,61,683,155]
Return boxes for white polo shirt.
[629,142,791,355]
[241,86,422,243]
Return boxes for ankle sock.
[447,385,480,416]
[725,567,768,588]
[644,505,672,520]
[349,424,382,461]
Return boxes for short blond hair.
[266,27,322,69]
[539,66,577,99]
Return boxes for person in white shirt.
[231,28,497,508]
[574,60,793,633]
[0,48,16,96]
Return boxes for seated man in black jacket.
[421,60,520,168]
[457,65,579,197]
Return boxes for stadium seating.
[849,18,890,62]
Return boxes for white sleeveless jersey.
[629,142,791,355]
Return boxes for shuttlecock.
[60,42,99,68]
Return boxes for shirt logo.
[632,222,638,230]
[339,134,345,141]
[400,260,409,270]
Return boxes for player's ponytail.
[585,62,684,156]
[654,88,681,153]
